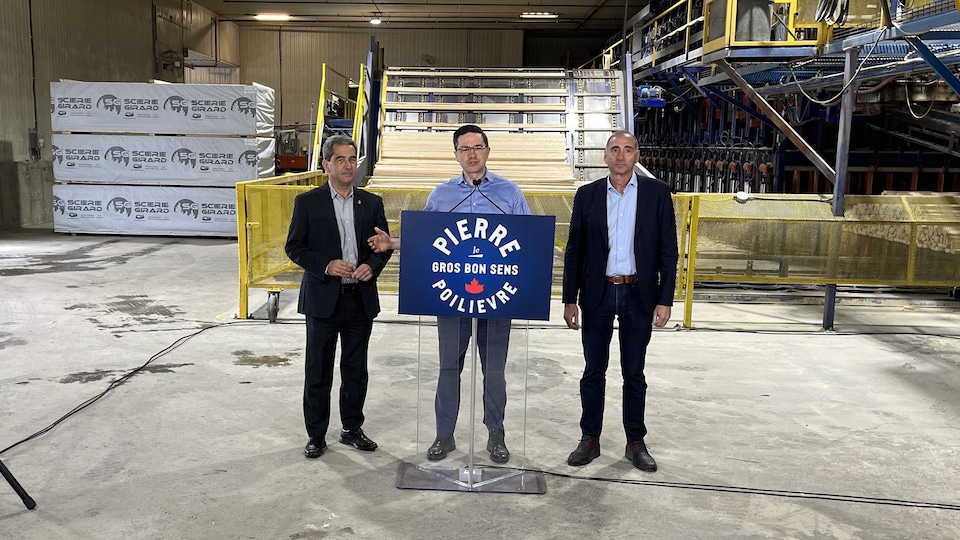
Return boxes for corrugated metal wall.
[155,0,184,81]
[185,66,240,84]
[185,2,240,66]
[0,1,36,162]
[31,0,155,160]
[240,27,523,126]
[218,21,240,66]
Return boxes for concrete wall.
[0,161,54,228]
[1,0,156,230]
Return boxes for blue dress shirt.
[605,173,638,276]
[423,170,531,216]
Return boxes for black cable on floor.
[4,318,959,513]
[534,469,960,511]
[0,319,267,456]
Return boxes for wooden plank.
[387,87,567,95]
[383,122,567,130]
[385,70,566,78]
[369,125,577,191]
[383,102,567,112]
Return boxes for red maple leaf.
[464,278,484,294]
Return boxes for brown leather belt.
[605,275,638,284]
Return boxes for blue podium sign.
[398,211,555,321]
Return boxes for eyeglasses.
[455,145,488,154]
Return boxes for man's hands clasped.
[326,260,375,281]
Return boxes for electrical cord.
[481,467,960,511]
[3,315,957,516]
[0,319,265,456]
[905,80,937,119]
[786,26,885,107]
[815,0,849,26]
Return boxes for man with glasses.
[368,124,530,464]
[562,130,679,472]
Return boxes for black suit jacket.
[562,174,679,314]
[285,184,392,319]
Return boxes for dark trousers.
[434,316,512,437]
[579,282,653,443]
[303,292,373,439]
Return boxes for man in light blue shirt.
[562,130,679,473]
[426,125,530,464]
[368,125,530,464]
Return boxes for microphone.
[447,183,478,212]
[474,178,506,214]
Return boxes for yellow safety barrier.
[236,184,603,317]
[682,193,960,325]
[238,184,960,325]
[236,171,327,320]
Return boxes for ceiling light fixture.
[254,14,291,21]
[370,14,382,25]
[520,11,559,19]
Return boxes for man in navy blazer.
[562,130,679,472]
[285,135,393,459]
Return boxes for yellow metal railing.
[237,187,960,324]
[580,0,831,72]
[236,171,327,319]
[309,64,363,172]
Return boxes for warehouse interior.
[2,0,960,538]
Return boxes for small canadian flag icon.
[465,278,484,294]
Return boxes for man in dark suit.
[285,135,393,459]
[562,130,679,472]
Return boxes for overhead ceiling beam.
[575,0,612,30]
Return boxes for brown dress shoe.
[567,436,600,466]
[625,441,657,472]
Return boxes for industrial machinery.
[275,125,310,174]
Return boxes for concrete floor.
[1,228,959,539]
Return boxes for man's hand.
[563,303,580,330]
[367,227,393,253]
[652,305,672,328]
[351,263,374,282]
[326,259,356,278]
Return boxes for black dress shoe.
[486,428,510,464]
[338,428,378,451]
[427,436,456,461]
[567,436,600,466]
[304,437,327,459]
[625,441,657,472]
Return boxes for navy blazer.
[562,174,679,314]
[285,183,392,319]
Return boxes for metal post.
[823,46,859,330]
[0,458,37,510]
[465,317,479,487]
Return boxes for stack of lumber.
[365,130,577,191]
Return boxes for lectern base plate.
[395,461,546,494]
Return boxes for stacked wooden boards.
[366,130,577,190]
